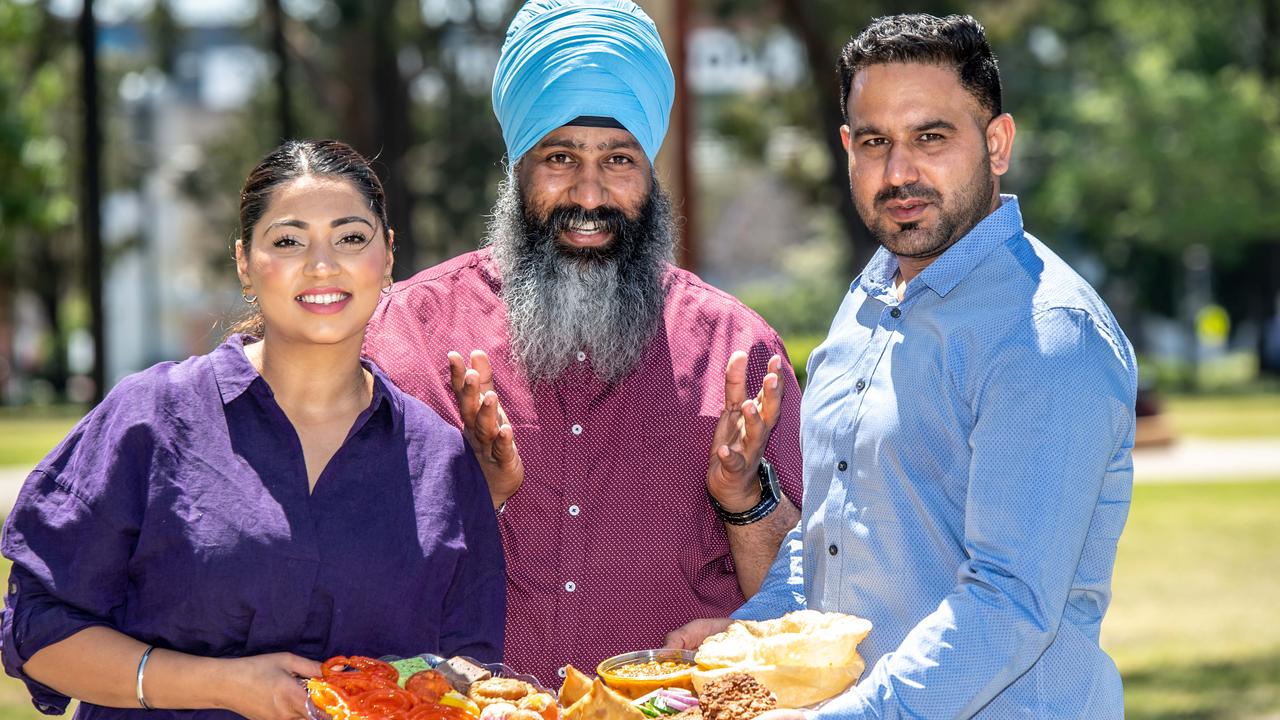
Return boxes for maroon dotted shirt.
[364,249,804,686]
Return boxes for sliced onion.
[655,691,697,711]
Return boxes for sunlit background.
[0,1,1277,718]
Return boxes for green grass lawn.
[0,407,82,468]
[1164,393,1280,439]
[1103,479,1280,719]
[0,479,1274,718]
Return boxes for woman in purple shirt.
[1,140,507,720]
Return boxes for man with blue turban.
[364,0,803,685]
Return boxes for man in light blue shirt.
[667,13,1136,718]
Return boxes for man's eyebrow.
[913,119,957,133]
[537,137,588,151]
[331,216,374,228]
[599,138,642,152]
[852,119,958,138]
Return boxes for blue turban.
[491,0,675,165]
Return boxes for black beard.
[486,174,675,384]
[858,152,995,260]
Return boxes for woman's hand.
[449,350,525,509]
[215,652,321,720]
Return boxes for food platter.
[414,654,551,696]
[305,654,552,720]
[305,610,872,720]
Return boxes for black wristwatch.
[709,458,782,526]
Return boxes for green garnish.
[390,657,433,687]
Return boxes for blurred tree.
[263,0,295,141]
[79,0,106,403]
[700,0,1280,378]
[186,0,513,281]
[0,0,79,400]
[1003,0,1280,377]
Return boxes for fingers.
[474,390,501,443]
[491,424,519,465]
[447,351,467,395]
[469,350,496,394]
[282,653,322,679]
[759,354,783,420]
[742,355,783,456]
[664,618,732,650]
[723,351,748,411]
[662,627,691,650]
[752,354,783,423]
[284,683,311,720]
[716,442,750,476]
[449,351,480,425]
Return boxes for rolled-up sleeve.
[2,383,154,713]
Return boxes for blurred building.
[100,23,262,385]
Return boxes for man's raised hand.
[449,350,524,509]
[706,351,784,512]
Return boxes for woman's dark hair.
[837,14,1002,124]
[229,139,390,338]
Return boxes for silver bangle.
[136,645,155,710]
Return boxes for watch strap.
[710,458,781,526]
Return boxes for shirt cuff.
[2,585,113,714]
[804,685,874,720]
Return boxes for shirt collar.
[210,334,261,404]
[210,334,397,419]
[856,194,1023,300]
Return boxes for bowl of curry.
[596,649,697,699]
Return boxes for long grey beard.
[486,174,675,384]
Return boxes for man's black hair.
[837,14,1002,123]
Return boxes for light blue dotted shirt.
[735,195,1137,718]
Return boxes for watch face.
[759,459,780,500]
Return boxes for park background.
[0,0,1278,717]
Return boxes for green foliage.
[698,0,1280,354]
[0,1,77,273]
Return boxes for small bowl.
[596,649,697,700]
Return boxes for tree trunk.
[371,0,416,278]
[33,242,68,394]
[265,0,296,142]
[79,0,105,404]
[776,0,878,276]
[1256,0,1280,375]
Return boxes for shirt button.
[890,307,901,318]
[568,505,581,516]
[855,379,866,392]
[558,667,568,679]
[564,581,577,592]
[837,460,848,471]
[576,351,587,362]
[571,424,583,435]
[828,544,839,556]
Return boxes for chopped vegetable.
[392,658,434,686]
[438,690,481,716]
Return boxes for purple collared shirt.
[1,336,505,719]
